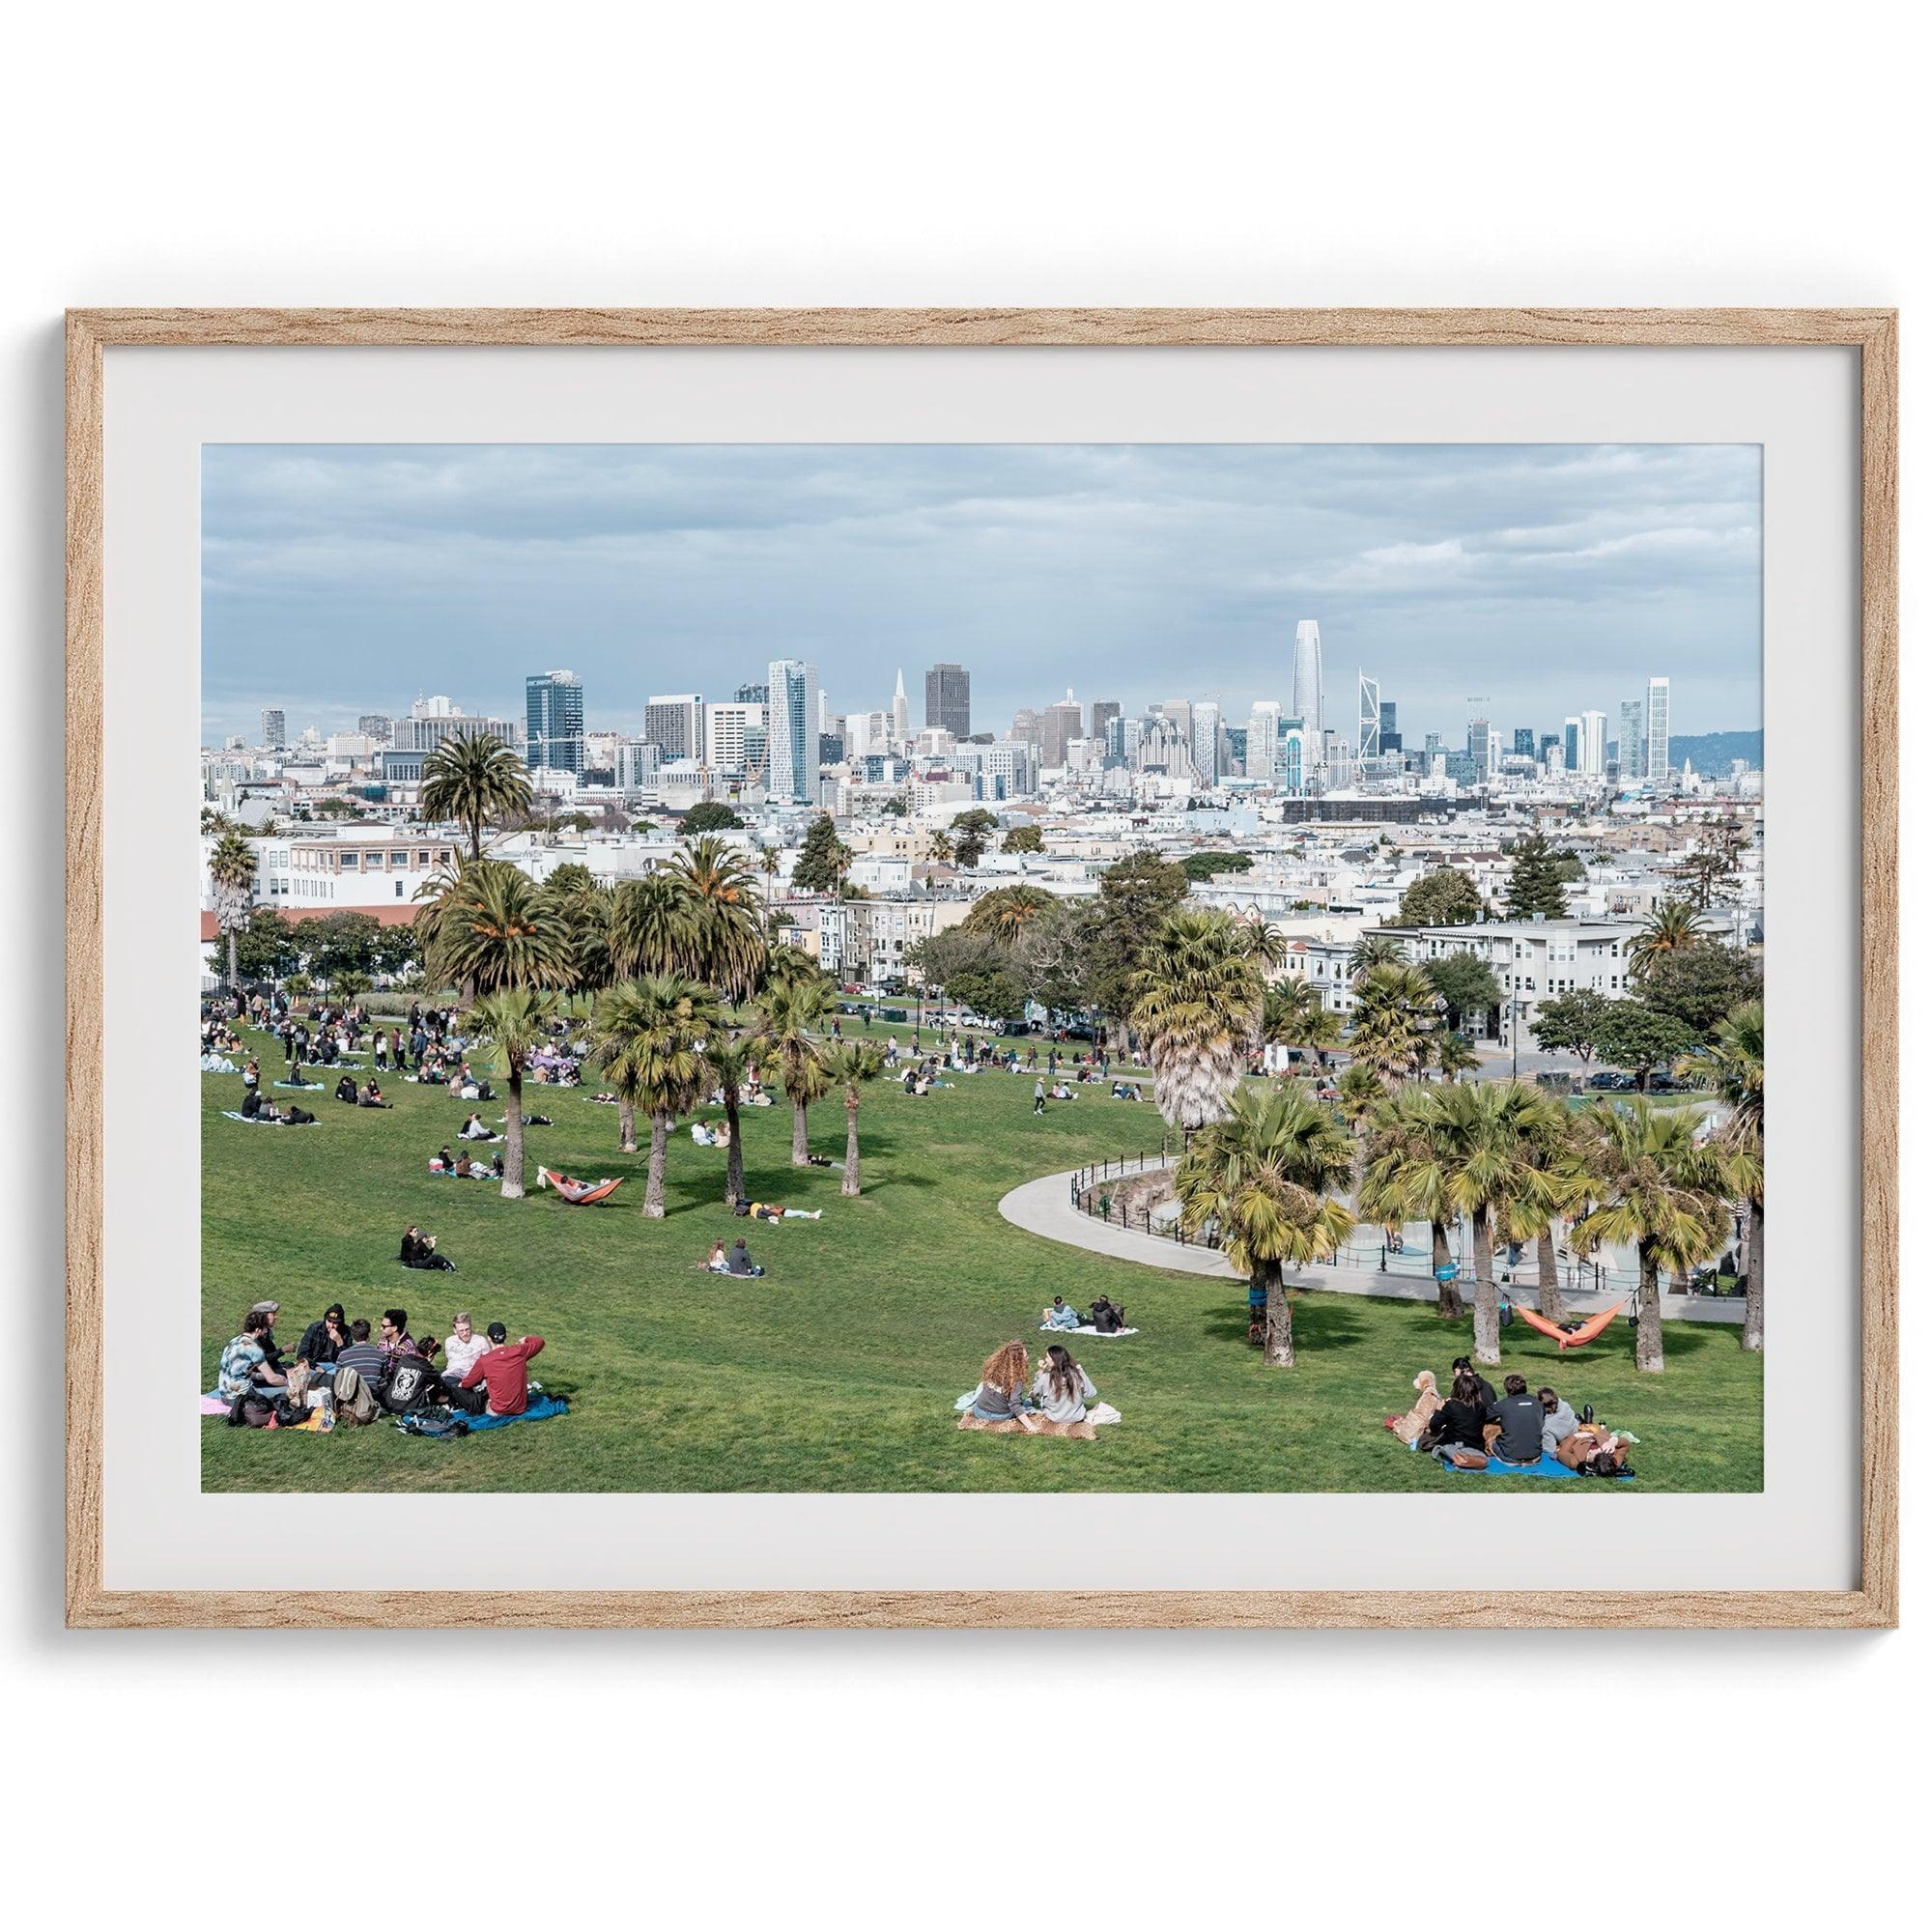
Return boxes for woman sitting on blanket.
[1032,1344,1099,1425]
[459,1112,497,1141]
[965,1342,1035,1424]
[333,1074,358,1105]
[1041,1295,1083,1331]
[1418,1371,1491,1463]
[358,1080,391,1108]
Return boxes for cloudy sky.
[201,442,1760,746]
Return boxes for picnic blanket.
[199,1392,230,1415]
[221,1111,315,1125]
[1038,1323,1139,1338]
[952,1392,1118,1436]
[398,1395,570,1438]
[273,1078,325,1090]
[1435,1451,1633,1481]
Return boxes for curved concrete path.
[998,1162,1745,1323]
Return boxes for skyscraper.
[643,694,704,762]
[1513,727,1535,757]
[1645,676,1670,781]
[1356,672,1381,758]
[1563,716,1581,771]
[923,663,971,740]
[1190,701,1222,783]
[1378,699,1400,753]
[1010,707,1041,748]
[524,670,585,773]
[1041,690,1084,767]
[1280,722,1306,793]
[1090,699,1122,745]
[1245,700,1281,782]
[1580,709,1607,777]
[892,669,911,748]
[1466,716,1490,770]
[261,708,286,750]
[1292,620,1324,757]
[356,713,392,746]
[767,659,821,803]
[1618,698,1644,782]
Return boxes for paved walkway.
[997,1163,1746,1323]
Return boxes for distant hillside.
[1667,730,1762,776]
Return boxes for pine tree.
[1504,834,1570,920]
[789,814,853,895]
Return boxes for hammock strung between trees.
[537,1167,624,1206]
[1505,1299,1626,1350]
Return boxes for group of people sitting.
[429,1144,503,1179]
[332,1074,391,1108]
[1387,1356,1634,1476]
[215,1298,547,1430]
[690,1119,732,1147]
[1040,1293,1129,1333]
[237,1081,315,1124]
[706,1237,764,1277]
[958,1339,1121,1437]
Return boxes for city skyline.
[202,442,1762,746]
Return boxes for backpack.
[377,1356,441,1415]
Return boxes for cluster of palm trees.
[412,734,885,1212]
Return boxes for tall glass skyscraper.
[767,658,820,803]
[1356,673,1380,758]
[1645,676,1670,781]
[923,663,971,740]
[1292,620,1323,760]
[1618,698,1644,781]
[525,669,584,773]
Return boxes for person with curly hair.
[964,1340,1033,1425]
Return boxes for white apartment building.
[1376,917,1641,1045]
[202,828,462,912]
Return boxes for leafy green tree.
[231,906,300,983]
[1424,952,1502,1031]
[948,809,999,867]
[207,832,257,991]
[1504,833,1571,920]
[1129,907,1264,1130]
[310,796,364,821]
[1435,1030,1480,1082]
[1530,988,1614,1062]
[682,802,745,834]
[1397,867,1483,927]
[546,862,596,895]
[1591,1003,1697,1091]
[1359,1084,1463,1317]
[1001,825,1044,854]
[1638,941,1761,1037]
[881,796,908,818]
[466,986,559,1198]
[1085,851,1188,1032]
[1180,850,1254,882]
[419,732,532,862]
[305,911,384,989]
[1261,978,1341,1067]
[1669,821,1748,908]
[1172,1083,1355,1366]
[825,1040,887,1196]
[753,976,837,1166]
[789,814,854,895]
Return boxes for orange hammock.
[538,1167,624,1206]
[1506,1299,1626,1350]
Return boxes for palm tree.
[1571,1098,1731,1373]
[1630,899,1710,980]
[925,831,954,865]
[1347,962,1440,1086]
[1261,978,1341,1070]
[701,1032,764,1208]
[1349,932,1403,977]
[1433,1079,1563,1365]
[1173,1083,1355,1366]
[1238,919,1288,971]
[419,732,533,863]
[1359,1083,1463,1317]
[1335,1061,1383,1136]
[1678,998,1764,1351]
[668,835,768,999]
[594,977,721,1216]
[1435,1030,1479,1082]
[1129,907,1265,1132]
[962,885,1056,946]
[541,876,617,1009]
[207,832,256,991]
[753,976,837,1166]
[465,986,558,1199]
[824,1040,886,1196]
[423,860,572,998]
[610,871,696,981]
[1520,1099,1591,1321]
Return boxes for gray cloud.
[202,442,1760,743]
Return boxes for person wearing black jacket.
[1450,1356,1497,1410]
[334,1074,358,1105]
[297,1303,350,1367]
[1422,1371,1492,1462]
[1486,1374,1546,1466]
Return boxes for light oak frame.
[65,307,1898,1629]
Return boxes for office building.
[1378,699,1400,753]
[705,700,767,773]
[1538,732,1561,763]
[1488,728,1503,778]
[892,669,911,748]
[525,669,585,774]
[1245,700,1282,782]
[1619,698,1644,783]
[1357,672,1381,758]
[1466,716,1490,770]
[1190,700,1222,783]
[1514,727,1536,757]
[356,713,393,747]
[923,663,971,740]
[1279,721,1307,793]
[392,708,519,753]
[1580,709,1607,777]
[734,682,769,705]
[261,708,286,750]
[1292,619,1324,756]
[1090,699,1121,744]
[643,694,705,762]
[1645,676,1670,782]
[767,659,821,804]
[1563,716,1581,770]
[1010,707,1041,748]
[1041,690,1084,767]
[614,740,661,791]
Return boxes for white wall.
[4,5,1922,1923]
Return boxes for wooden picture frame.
[65,307,1898,1630]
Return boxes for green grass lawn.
[201,1020,1761,1493]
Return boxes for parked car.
[1585,1069,1636,1091]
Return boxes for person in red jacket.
[458,1322,545,1416]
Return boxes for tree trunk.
[1634,1245,1664,1373]
[791,1098,810,1166]
[1432,1221,1463,1318]
[724,1086,746,1208]
[1537,1225,1562,1320]
[499,1069,526,1200]
[642,1113,669,1218]
[1740,1196,1764,1353]
[227,928,240,991]
[1471,1206,1501,1366]
[842,1095,861,1197]
[618,1096,637,1154]
[1259,1258,1293,1367]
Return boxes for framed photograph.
[66,307,1896,1629]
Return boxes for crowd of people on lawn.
[1386,1356,1634,1476]
[214,1295,548,1433]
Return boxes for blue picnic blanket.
[460,1394,569,1433]
[1436,1451,1632,1481]
[220,1111,315,1125]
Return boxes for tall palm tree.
[419,732,533,863]
[1678,998,1764,1351]
[1359,1083,1463,1317]
[1335,1061,1383,1137]
[207,832,256,991]
[824,1040,886,1196]
[1630,899,1710,980]
[925,831,954,865]
[1571,1097,1731,1373]
[1435,1030,1479,1083]
[701,1032,764,1208]
[667,835,768,999]
[423,860,572,998]
[962,885,1056,946]
[594,977,722,1216]
[1238,919,1288,971]
[1520,1098,1592,1321]
[1173,1083,1355,1366]
[541,875,617,1010]
[753,976,836,1166]
[1347,962,1440,1086]
[465,986,558,1199]
[1433,1079,1562,1365]
[1350,932,1403,977]
[1129,907,1265,1132]
[1261,978,1341,1070]
[609,870,696,981]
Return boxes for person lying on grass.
[749,1201,822,1221]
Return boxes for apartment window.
[417,851,431,867]
[395,881,405,898]
[341,853,357,869]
